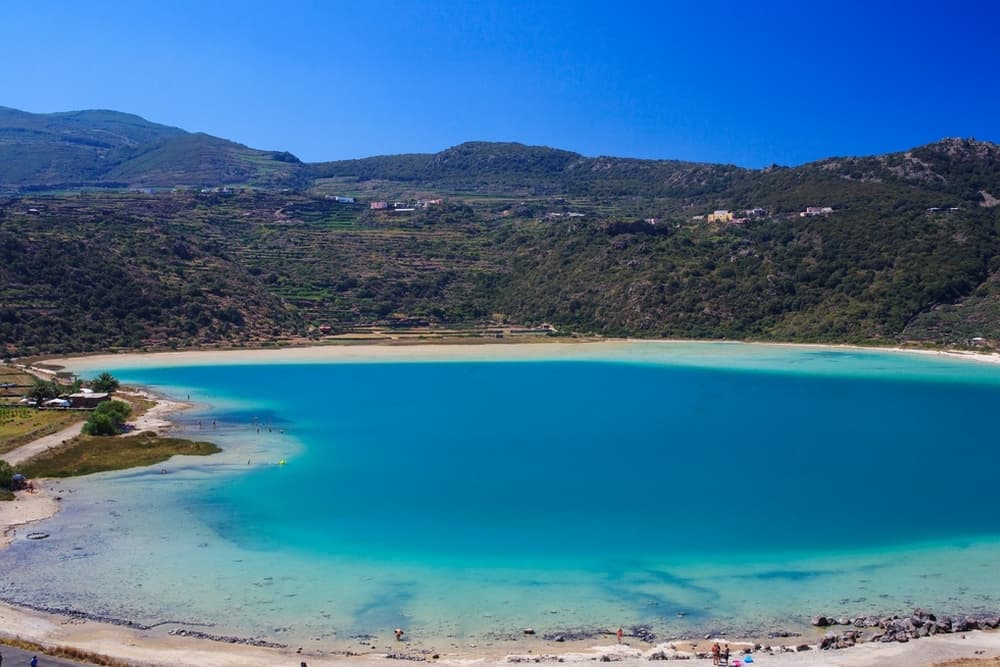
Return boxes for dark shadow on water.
[596,566,718,621]
[740,569,836,581]
[641,568,721,599]
[351,583,414,634]
[603,583,709,621]
[732,561,888,582]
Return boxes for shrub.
[81,399,131,436]
[0,459,14,490]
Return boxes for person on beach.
[711,642,720,665]
[722,644,729,664]
[30,656,38,667]
[616,626,623,643]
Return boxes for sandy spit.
[0,487,59,549]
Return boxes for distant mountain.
[307,140,744,197]
[0,107,302,191]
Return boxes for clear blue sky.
[3,0,998,167]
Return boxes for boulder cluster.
[811,608,1000,649]
[167,627,287,648]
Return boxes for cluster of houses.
[691,206,838,223]
[320,195,447,211]
[695,207,770,224]
[369,199,443,212]
[800,206,834,217]
[20,388,110,409]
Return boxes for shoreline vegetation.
[2,340,1000,666]
[16,431,219,479]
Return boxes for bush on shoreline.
[81,400,131,436]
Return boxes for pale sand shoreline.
[0,594,999,667]
[0,488,59,548]
[117,387,192,434]
[5,340,1000,665]
[39,338,1000,374]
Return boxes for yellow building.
[707,209,733,222]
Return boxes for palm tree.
[91,372,120,394]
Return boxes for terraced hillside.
[2,132,1000,355]
[0,192,505,355]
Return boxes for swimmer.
[394,628,404,641]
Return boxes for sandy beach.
[42,339,1000,375]
[0,488,59,548]
[116,387,191,433]
[4,340,1000,666]
[0,593,999,667]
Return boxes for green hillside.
[0,107,301,191]
[2,106,1000,355]
[308,141,742,198]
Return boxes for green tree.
[27,378,60,407]
[82,412,116,436]
[91,372,120,394]
[81,399,132,436]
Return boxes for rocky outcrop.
[167,627,286,648]
[816,608,1000,650]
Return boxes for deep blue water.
[115,357,1000,566]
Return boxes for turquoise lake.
[4,343,1000,649]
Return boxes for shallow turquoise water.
[4,343,1000,647]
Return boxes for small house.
[801,206,834,217]
[69,392,110,409]
[708,210,734,223]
